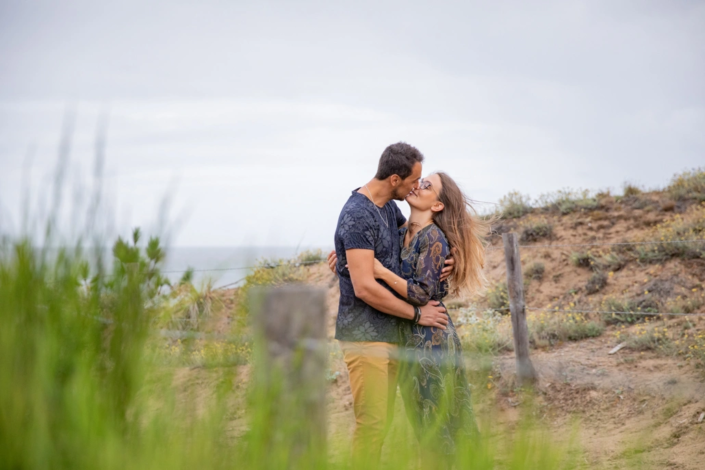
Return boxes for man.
[331,142,451,466]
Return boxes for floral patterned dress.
[397,224,478,456]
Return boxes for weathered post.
[502,233,538,385]
[250,285,328,467]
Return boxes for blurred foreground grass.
[1,227,649,469]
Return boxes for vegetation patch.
[456,308,513,355]
[599,296,644,324]
[622,182,643,197]
[235,250,322,323]
[536,189,600,214]
[620,323,673,352]
[163,277,221,330]
[519,219,554,243]
[665,292,704,314]
[570,250,626,273]
[632,203,705,263]
[157,338,252,367]
[498,190,533,219]
[525,262,545,281]
[614,318,705,369]
[569,251,596,269]
[486,281,510,314]
[666,167,705,201]
[585,272,607,295]
[528,310,604,347]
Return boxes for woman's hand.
[327,250,338,274]
[440,247,456,282]
[372,258,387,279]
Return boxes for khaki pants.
[339,341,399,467]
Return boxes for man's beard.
[392,187,410,201]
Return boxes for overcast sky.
[1,0,703,247]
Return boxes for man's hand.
[440,247,456,282]
[418,301,448,329]
[327,250,337,274]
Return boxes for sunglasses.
[417,178,439,198]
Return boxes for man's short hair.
[375,142,424,180]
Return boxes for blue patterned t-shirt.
[334,189,407,343]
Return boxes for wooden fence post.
[250,285,328,465]
[502,233,538,385]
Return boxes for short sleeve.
[392,202,406,228]
[338,210,376,251]
[406,226,450,306]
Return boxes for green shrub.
[528,310,604,346]
[536,189,600,214]
[487,281,510,314]
[667,167,705,201]
[600,296,643,324]
[596,252,626,272]
[629,203,705,263]
[297,249,326,265]
[622,182,642,197]
[626,325,672,352]
[520,220,553,243]
[498,190,532,219]
[235,253,310,323]
[569,251,596,269]
[665,295,704,314]
[164,278,221,330]
[457,309,513,355]
[585,272,607,295]
[525,262,545,281]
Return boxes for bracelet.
[413,306,421,325]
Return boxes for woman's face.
[406,173,443,212]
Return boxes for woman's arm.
[373,227,450,306]
[373,259,409,299]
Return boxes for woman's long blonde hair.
[432,172,491,297]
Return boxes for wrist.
[405,304,415,320]
[413,306,422,324]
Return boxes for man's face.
[392,162,422,201]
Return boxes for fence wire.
[485,238,705,251]
[524,307,705,318]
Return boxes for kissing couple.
[329,142,489,468]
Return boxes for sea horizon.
[163,245,331,288]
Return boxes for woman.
[372,172,489,462]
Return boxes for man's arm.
[332,247,454,282]
[347,249,448,329]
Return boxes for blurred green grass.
[1,158,651,470]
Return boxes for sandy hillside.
[183,181,705,468]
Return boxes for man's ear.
[389,174,401,187]
[431,202,445,213]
